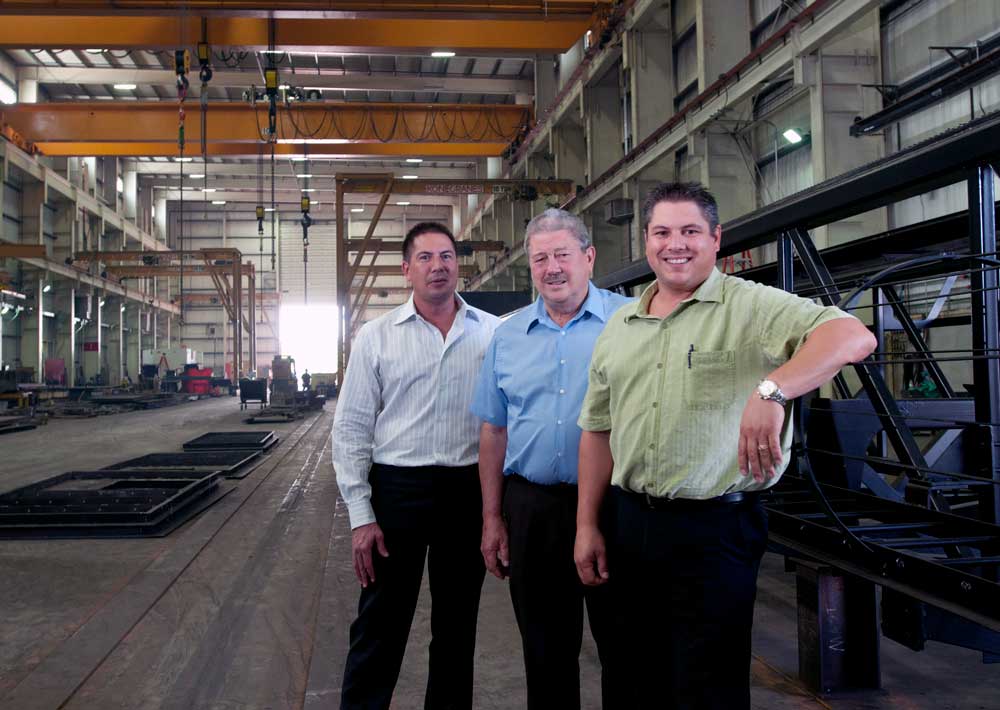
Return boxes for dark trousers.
[340,463,486,710]
[503,474,618,710]
[611,488,768,710]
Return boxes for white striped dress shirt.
[332,294,501,529]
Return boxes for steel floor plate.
[103,450,261,475]
[182,431,278,452]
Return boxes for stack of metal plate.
[103,450,263,479]
[0,469,229,538]
[182,431,279,452]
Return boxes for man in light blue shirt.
[471,208,631,709]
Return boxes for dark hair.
[641,182,720,233]
[401,221,457,261]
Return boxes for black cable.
[802,446,1000,487]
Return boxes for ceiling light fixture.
[202,187,216,193]
[402,175,419,180]
[113,83,137,91]
[175,157,193,162]
[431,51,456,58]
[396,201,411,206]
[189,173,205,179]
[211,200,226,205]
[301,188,316,192]
[405,158,423,164]
[350,207,365,213]
[296,174,313,178]
[782,128,803,144]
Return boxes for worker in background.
[471,209,630,709]
[574,182,877,709]
[332,221,501,710]
[301,369,311,391]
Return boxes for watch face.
[759,380,777,397]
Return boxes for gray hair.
[523,208,591,253]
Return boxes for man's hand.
[481,514,509,580]
[574,524,609,586]
[352,521,389,588]
[738,393,786,482]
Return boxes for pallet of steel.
[102,450,263,479]
[0,469,229,538]
[765,475,1000,632]
[244,407,300,424]
[182,431,278,452]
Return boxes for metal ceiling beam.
[127,162,477,176]
[31,140,509,158]
[347,239,505,252]
[0,0,604,17]
[0,15,592,53]
[20,66,534,96]
[2,102,528,155]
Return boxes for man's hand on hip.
[352,521,389,588]
[738,394,786,482]
[481,514,510,580]
[574,524,609,586]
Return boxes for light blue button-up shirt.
[471,283,633,485]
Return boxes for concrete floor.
[0,397,997,709]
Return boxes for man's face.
[644,200,721,296]
[402,232,459,304]
[527,228,595,312]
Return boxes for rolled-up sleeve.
[331,324,381,529]
[577,335,612,432]
[470,335,508,427]
[753,285,855,364]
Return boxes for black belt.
[623,488,758,511]
[507,473,578,496]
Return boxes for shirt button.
[561,331,566,336]
[657,363,663,369]
[557,420,563,425]
[559,388,565,394]
[652,402,658,408]
[560,359,566,365]
[648,444,655,450]
[557,452,562,457]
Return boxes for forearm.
[479,423,508,519]
[769,318,877,399]
[577,430,613,528]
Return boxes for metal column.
[968,164,1000,524]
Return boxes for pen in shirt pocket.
[687,344,695,369]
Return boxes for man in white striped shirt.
[332,221,501,710]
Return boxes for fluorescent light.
[42,311,55,318]
[121,305,126,312]
[116,176,124,193]
[396,201,411,206]
[113,83,137,91]
[86,48,105,53]
[264,207,276,212]
[189,173,205,179]
[211,200,226,205]
[405,158,423,163]
[151,205,156,218]
[99,299,105,307]
[350,207,365,213]
[431,51,456,58]
[0,80,17,105]
[402,175,419,180]
[202,187,216,193]
[296,174,313,178]
[175,157,193,162]
[279,84,290,90]
[42,283,51,293]
[301,188,316,192]
[782,128,803,144]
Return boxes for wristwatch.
[756,379,788,406]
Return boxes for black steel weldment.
[0,470,228,539]
[103,450,262,477]
[182,431,278,452]
[765,476,1000,634]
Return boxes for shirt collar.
[393,292,476,325]
[626,268,725,321]
[526,282,605,333]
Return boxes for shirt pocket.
[683,350,736,411]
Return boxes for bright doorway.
[278,303,339,377]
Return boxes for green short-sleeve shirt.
[578,267,854,499]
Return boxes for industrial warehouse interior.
[1,0,1000,708]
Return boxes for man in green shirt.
[574,182,876,709]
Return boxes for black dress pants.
[503,474,618,710]
[610,488,768,710]
[340,463,485,710]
